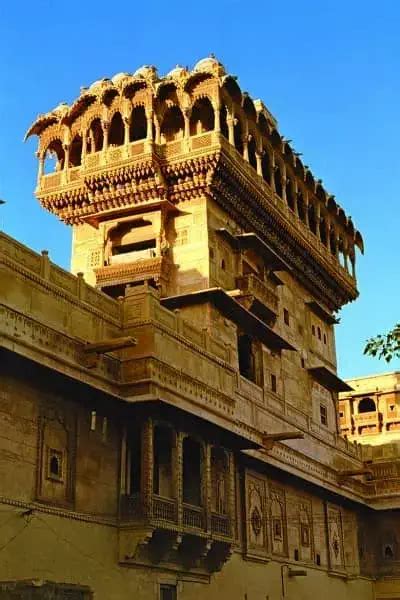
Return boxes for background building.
[0,57,399,600]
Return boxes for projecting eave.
[308,366,353,392]
[161,288,296,352]
[216,229,291,272]
[306,300,339,325]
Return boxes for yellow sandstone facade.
[0,56,399,599]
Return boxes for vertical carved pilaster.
[227,114,234,146]
[176,432,184,527]
[271,151,276,192]
[213,102,221,133]
[37,153,44,186]
[255,152,262,176]
[281,163,287,203]
[141,417,154,519]
[304,190,310,227]
[315,204,321,240]
[228,452,236,537]
[123,115,130,146]
[204,443,212,533]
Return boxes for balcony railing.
[236,273,279,322]
[182,503,205,530]
[95,256,166,288]
[153,495,177,524]
[211,513,231,538]
[354,412,382,425]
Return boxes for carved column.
[204,443,212,533]
[255,152,262,176]
[176,432,184,527]
[304,189,310,227]
[183,108,191,139]
[146,109,154,141]
[81,134,87,165]
[63,144,70,184]
[123,115,130,146]
[227,452,235,537]
[243,137,249,161]
[343,239,349,272]
[293,180,299,215]
[141,417,154,519]
[281,163,287,203]
[271,151,276,192]
[315,203,321,240]
[227,113,234,146]
[36,152,44,186]
[154,116,161,145]
[213,101,221,133]
[103,120,110,151]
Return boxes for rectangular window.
[160,584,177,600]
[283,308,290,326]
[320,404,328,426]
[271,374,277,393]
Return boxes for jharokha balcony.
[118,419,234,572]
[235,273,279,324]
[354,411,382,435]
[95,250,171,291]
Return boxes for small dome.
[133,65,158,80]
[53,102,69,114]
[112,72,130,84]
[89,77,111,91]
[193,55,225,76]
[166,65,188,79]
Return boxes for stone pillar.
[227,452,235,536]
[204,443,212,533]
[141,417,154,518]
[154,116,161,145]
[183,108,190,139]
[123,115,130,146]
[304,190,310,227]
[82,134,87,164]
[213,101,221,133]
[281,163,287,202]
[176,432,184,527]
[227,114,234,146]
[37,152,44,185]
[243,138,249,161]
[146,109,154,141]
[103,120,110,151]
[293,180,299,215]
[315,204,321,240]
[271,152,276,192]
[255,152,262,176]
[343,240,349,272]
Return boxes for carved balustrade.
[236,273,279,323]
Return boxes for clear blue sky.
[1,0,399,378]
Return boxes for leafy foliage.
[364,324,400,363]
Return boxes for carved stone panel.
[270,487,287,557]
[326,503,345,572]
[245,470,268,559]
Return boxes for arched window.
[129,105,147,142]
[248,136,257,171]
[330,229,337,256]
[274,165,283,198]
[233,116,243,155]
[238,333,255,382]
[153,425,174,498]
[358,397,376,413]
[43,139,65,173]
[286,179,295,210]
[261,149,271,184]
[220,105,229,139]
[87,118,104,152]
[308,204,317,235]
[182,437,202,506]
[320,217,328,245]
[109,112,124,146]
[189,97,214,135]
[69,135,82,167]
[211,447,228,514]
[297,192,305,222]
[161,106,184,142]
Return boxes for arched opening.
[69,135,82,167]
[109,112,124,146]
[129,105,147,142]
[308,204,317,235]
[237,333,255,382]
[320,218,328,246]
[297,192,305,222]
[358,397,376,413]
[261,149,271,184]
[274,165,283,198]
[43,139,65,173]
[233,116,243,155]
[286,179,295,210]
[153,425,174,498]
[330,229,337,256]
[182,437,202,506]
[248,136,257,171]
[211,447,228,514]
[161,106,184,142]
[220,105,229,139]
[106,220,156,265]
[49,454,61,477]
[87,118,104,152]
[189,97,214,135]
